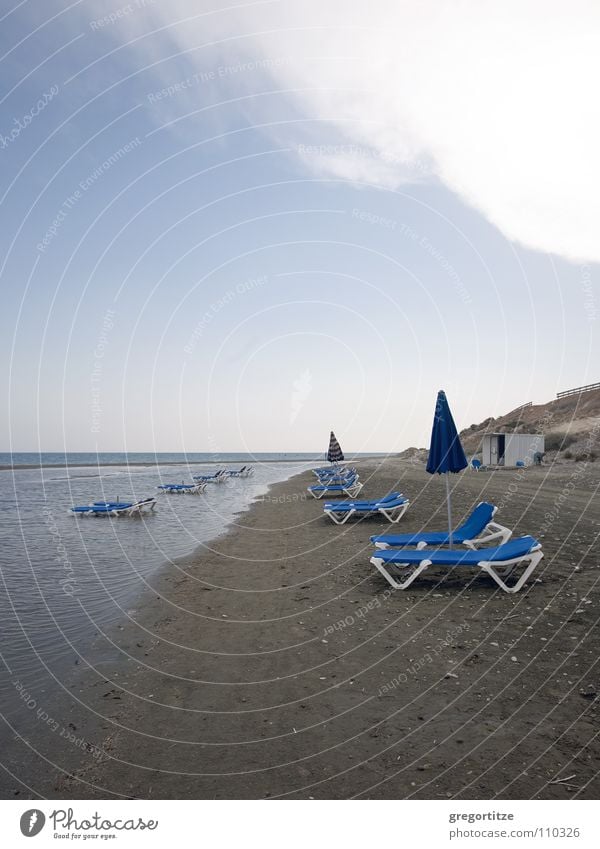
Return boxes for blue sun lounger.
[370,502,511,550]
[323,492,410,524]
[193,470,226,484]
[317,474,357,486]
[308,474,362,499]
[158,482,206,494]
[313,466,354,480]
[226,466,254,478]
[71,497,157,516]
[370,535,543,593]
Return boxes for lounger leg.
[326,509,355,525]
[379,502,409,523]
[371,557,431,590]
[479,551,544,594]
[373,539,425,550]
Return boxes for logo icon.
[20,810,45,837]
[289,368,312,424]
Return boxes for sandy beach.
[10,457,600,800]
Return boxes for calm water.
[0,455,320,685]
[0,451,323,468]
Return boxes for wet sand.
[5,458,600,799]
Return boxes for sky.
[0,0,598,452]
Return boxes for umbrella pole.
[445,474,453,549]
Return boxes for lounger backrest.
[456,502,495,537]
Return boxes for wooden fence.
[556,382,600,399]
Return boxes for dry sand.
[13,458,600,799]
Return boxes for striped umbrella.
[326,431,345,464]
[426,390,467,547]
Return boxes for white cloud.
[94,0,600,263]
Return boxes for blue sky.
[1,1,598,452]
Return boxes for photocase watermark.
[290,369,312,424]
[351,205,471,304]
[147,57,289,103]
[49,808,158,834]
[378,622,469,696]
[22,807,159,837]
[184,274,268,354]
[201,433,224,466]
[89,0,156,30]
[539,419,600,533]
[581,264,596,321]
[91,308,117,434]
[1,85,59,150]
[13,680,105,763]
[496,411,554,511]
[258,492,308,504]
[298,143,431,178]
[42,507,77,597]
[324,588,393,636]
[37,137,142,252]
[419,235,471,305]
[351,207,397,230]
[20,810,46,837]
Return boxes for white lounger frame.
[461,521,512,549]
[123,498,157,515]
[72,498,157,516]
[308,480,363,499]
[158,483,206,494]
[313,466,351,478]
[370,545,543,594]
[373,512,511,550]
[325,499,410,525]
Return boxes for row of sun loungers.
[308,470,363,499]
[193,470,227,484]
[226,466,254,478]
[309,465,544,593]
[158,466,255,494]
[323,491,410,524]
[71,466,254,515]
[159,466,254,493]
[158,482,207,494]
[312,466,356,479]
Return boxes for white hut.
[481,432,544,467]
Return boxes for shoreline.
[0,457,388,472]
[4,458,599,800]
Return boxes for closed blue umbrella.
[426,390,467,547]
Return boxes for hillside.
[460,388,600,461]
[397,387,600,463]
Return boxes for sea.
[0,451,389,789]
[0,453,332,680]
